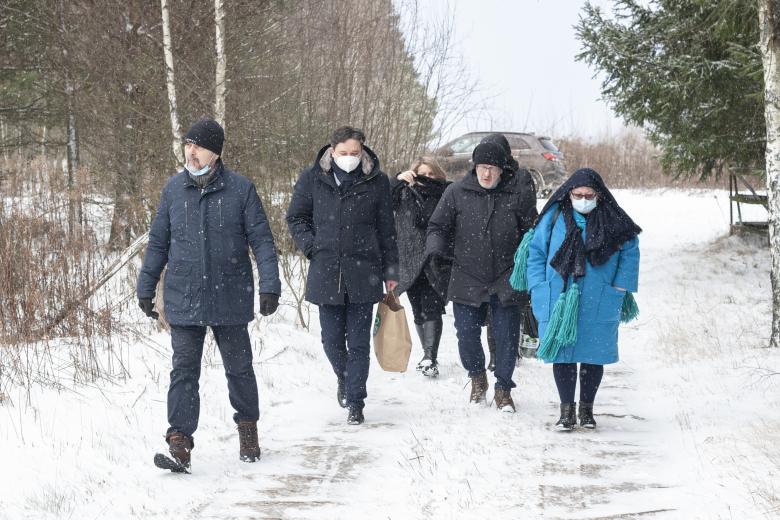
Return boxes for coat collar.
[312,143,381,188]
[181,160,226,193]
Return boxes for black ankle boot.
[578,402,596,429]
[337,376,347,408]
[347,404,364,425]
[555,402,577,431]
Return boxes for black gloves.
[259,293,279,316]
[138,297,159,320]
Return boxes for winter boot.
[347,404,364,425]
[554,403,577,432]
[337,376,348,408]
[469,371,489,404]
[166,431,193,469]
[237,421,261,462]
[494,388,516,413]
[487,327,496,372]
[415,323,434,372]
[578,402,597,429]
[421,319,442,378]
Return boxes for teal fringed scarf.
[536,282,580,362]
[509,228,535,291]
[620,291,639,322]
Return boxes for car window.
[539,138,559,152]
[506,135,532,150]
[449,135,482,153]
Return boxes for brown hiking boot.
[469,371,488,404]
[166,431,193,469]
[237,421,261,462]
[494,388,516,413]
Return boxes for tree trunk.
[214,0,226,127]
[0,117,7,161]
[759,0,780,348]
[59,0,78,234]
[160,0,183,166]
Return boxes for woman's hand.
[397,170,417,185]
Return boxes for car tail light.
[542,152,557,161]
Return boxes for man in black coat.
[137,118,281,471]
[426,141,537,412]
[286,126,399,425]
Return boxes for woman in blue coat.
[526,168,641,431]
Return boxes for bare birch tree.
[160,0,183,166]
[214,0,227,127]
[759,0,780,348]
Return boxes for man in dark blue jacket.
[137,118,281,471]
[286,126,399,425]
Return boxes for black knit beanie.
[185,118,224,156]
[472,142,506,168]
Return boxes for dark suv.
[431,132,567,197]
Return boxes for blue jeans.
[453,295,521,391]
[319,302,374,409]
[167,324,259,437]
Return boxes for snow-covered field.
[1,190,778,519]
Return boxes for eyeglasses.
[570,192,598,200]
[476,164,502,175]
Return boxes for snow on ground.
[1,190,779,519]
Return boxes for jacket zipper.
[184,200,188,231]
[219,198,223,227]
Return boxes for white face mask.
[571,197,597,214]
[334,154,361,173]
[185,163,211,176]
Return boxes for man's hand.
[138,297,159,320]
[385,280,398,294]
[259,293,280,316]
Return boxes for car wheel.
[528,169,550,198]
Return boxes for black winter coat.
[391,176,450,296]
[137,162,281,326]
[286,145,399,305]
[426,168,537,306]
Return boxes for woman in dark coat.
[392,158,451,377]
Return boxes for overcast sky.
[407,0,627,143]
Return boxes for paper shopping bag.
[372,292,412,372]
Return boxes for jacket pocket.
[164,263,193,310]
[530,280,552,322]
[596,285,625,323]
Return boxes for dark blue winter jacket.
[137,162,281,326]
[286,145,399,305]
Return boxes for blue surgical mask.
[185,162,211,177]
[572,197,597,214]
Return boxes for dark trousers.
[319,302,374,409]
[406,275,446,325]
[453,294,521,391]
[167,324,259,437]
[553,363,604,404]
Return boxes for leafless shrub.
[0,158,125,396]
[558,130,723,189]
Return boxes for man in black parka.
[137,118,281,471]
[426,141,537,412]
[286,126,399,425]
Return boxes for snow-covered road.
[2,190,778,519]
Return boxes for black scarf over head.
[539,168,642,281]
